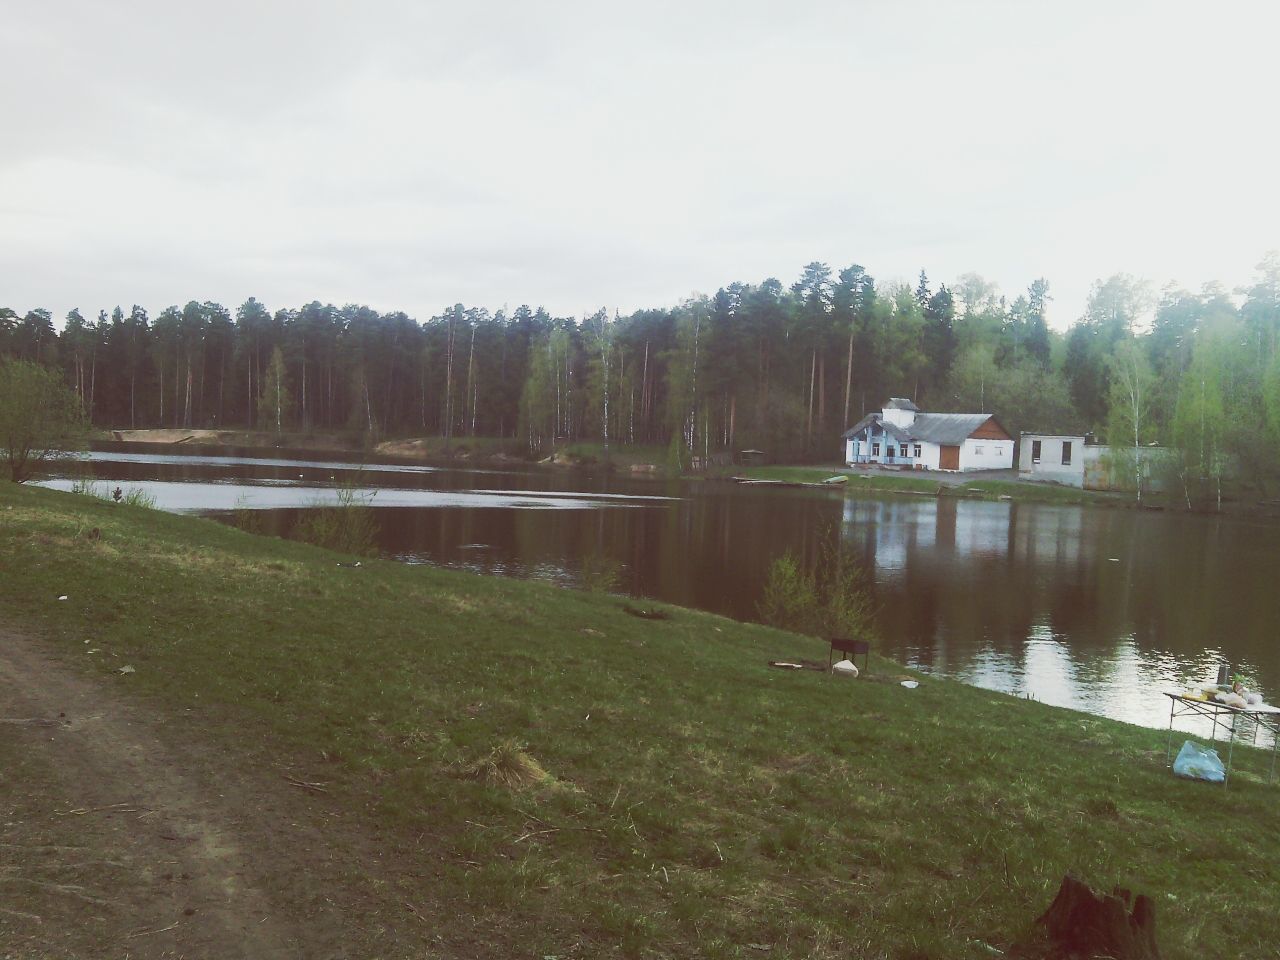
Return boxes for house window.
[913,444,922,458]
[872,442,880,456]
[1061,441,1072,466]
[900,444,909,458]
[1032,440,1042,464]
[974,445,985,455]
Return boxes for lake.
[40,443,1280,744]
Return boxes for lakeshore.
[2,481,1279,958]
[102,428,1280,519]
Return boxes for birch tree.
[1106,339,1157,503]
[257,346,291,434]
[1172,333,1229,509]
[583,308,612,456]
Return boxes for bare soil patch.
[107,429,227,444]
[0,627,419,959]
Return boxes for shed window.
[974,445,985,455]
[1061,441,1073,466]
[1032,440,1042,464]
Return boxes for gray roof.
[841,413,911,442]
[907,413,995,444]
[842,411,1000,445]
[885,397,919,411]
[842,413,879,440]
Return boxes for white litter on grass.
[57,595,68,601]
[900,680,919,689]
[832,659,859,677]
[117,665,136,675]
[1108,558,1120,562]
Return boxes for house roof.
[908,413,996,444]
[842,411,1001,445]
[1020,432,1101,445]
[842,413,878,440]
[841,413,913,443]
[885,397,919,411]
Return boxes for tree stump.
[1032,874,1161,959]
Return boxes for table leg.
[1166,698,1177,767]
[1225,713,1237,786]
[1270,721,1279,786]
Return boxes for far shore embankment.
[95,430,1278,515]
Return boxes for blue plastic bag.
[1173,740,1225,783]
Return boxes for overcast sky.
[4,0,1278,331]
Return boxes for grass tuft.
[458,738,552,789]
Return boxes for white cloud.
[2,0,1277,329]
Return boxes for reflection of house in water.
[835,494,1273,737]
[842,498,937,574]
[1008,502,1083,568]
[952,501,1012,560]
[843,497,1020,575]
[841,498,1088,677]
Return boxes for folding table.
[1163,692,1280,785]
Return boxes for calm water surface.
[42,443,1280,743]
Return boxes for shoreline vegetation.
[92,428,1280,516]
[2,482,1280,957]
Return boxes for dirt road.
[0,627,377,959]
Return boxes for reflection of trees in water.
[201,467,1280,701]
[834,496,1280,699]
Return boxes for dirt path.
[0,627,341,959]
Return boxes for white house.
[842,398,1015,472]
[1017,433,1088,486]
[1018,432,1172,491]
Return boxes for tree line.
[3,254,1279,493]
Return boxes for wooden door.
[939,445,960,470]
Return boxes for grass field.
[732,466,1115,506]
[2,482,1278,958]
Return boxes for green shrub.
[0,359,88,482]
[232,495,271,536]
[579,552,622,593]
[71,477,157,510]
[758,535,876,641]
[118,487,158,509]
[293,481,379,557]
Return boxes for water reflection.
[35,478,673,513]
[844,497,1278,743]
[42,444,1280,745]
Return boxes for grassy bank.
[2,483,1278,958]
[732,465,1112,505]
